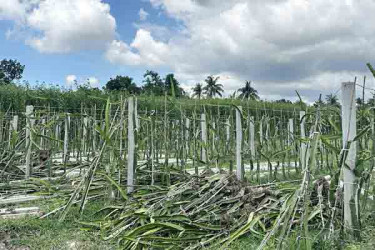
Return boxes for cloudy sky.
[0,0,374,102]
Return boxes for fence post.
[259,119,263,146]
[341,81,360,238]
[185,118,190,159]
[83,116,88,160]
[226,117,230,146]
[127,97,135,193]
[236,106,243,180]
[201,113,207,163]
[300,111,306,170]
[265,119,270,151]
[0,111,3,143]
[25,105,34,179]
[8,115,18,147]
[288,118,294,146]
[12,115,18,132]
[212,121,216,154]
[249,115,255,154]
[40,118,46,148]
[55,115,60,148]
[135,97,140,131]
[63,113,70,173]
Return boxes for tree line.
[104,71,260,100]
[0,58,260,100]
[2,58,375,107]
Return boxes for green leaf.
[100,173,128,201]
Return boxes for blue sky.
[1,0,374,102]
[0,0,174,87]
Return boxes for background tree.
[142,70,165,95]
[192,83,203,99]
[0,59,25,84]
[0,71,5,85]
[164,74,185,97]
[203,76,223,98]
[238,81,259,100]
[105,75,140,94]
[276,99,292,104]
[325,94,339,106]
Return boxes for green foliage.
[238,80,259,100]
[325,94,339,106]
[0,201,114,250]
[0,59,25,84]
[142,70,165,95]
[0,83,301,113]
[165,73,185,97]
[276,98,292,104]
[203,75,223,98]
[0,83,108,112]
[105,75,141,93]
[192,83,203,99]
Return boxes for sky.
[0,0,375,102]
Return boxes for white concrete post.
[40,118,46,148]
[134,97,140,131]
[55,115,60,148]
[8,115,18,147]
[300,111,307,170]
[63,113,70,170]
[288,118,294,146]
[265,120,270,150]
[83,116,88,157]
[341,82,359,237]
[11,115,18,132]
[92,118,97,154]
[201,113,207,163]
[212,121,216,152]
[226,118,230,145]
[259,120,264,146]
[127,97,135,193]
[25,106,34,179]
[249,116,255,159]
[236,107,243,180]
[185,118,190,155]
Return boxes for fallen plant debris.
[77,171,293,249]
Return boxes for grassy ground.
[0,200,115,250]
[1,199,374,250]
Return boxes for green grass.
[0,200,115,250]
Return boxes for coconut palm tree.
[325,94,339,106]
[238,81,259,100]
[203,76,223,98]
[192,83,203,99]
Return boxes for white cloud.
[65,75,77,87]
[87,77,100,88]
[105,40,142,66]
[105,29,169,66]
[2,0,116,53]
[3,0,374,100]
[149,0,196,18]
[65,75,100,88]
[105,0,375,100]
[139,8,149,21]
[0,0,27,21]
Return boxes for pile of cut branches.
[84,172,292,249]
